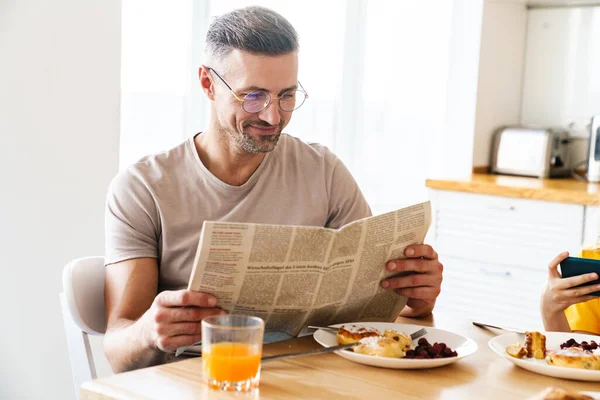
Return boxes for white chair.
[60,256,107,399]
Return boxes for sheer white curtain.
[121,0,454,214]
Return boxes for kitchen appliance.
[586,116,600,183]
[490,126,571,178]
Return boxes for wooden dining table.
[81,313,600,399]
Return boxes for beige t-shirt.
[105,133,372,292]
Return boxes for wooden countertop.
[80,313,600,400]
[426,173,600,206]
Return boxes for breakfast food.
[560,338,598,351]
[404,338,458,359]
[353,336,406,358]
[525,331,547,359]
[547,337,600,370]
[506,331,546,359]
[336,325,381,345]
[335,325,457,359]
[531,386,594,400]
[506,344,527,359]
[383,329,412,352]
[505,332,600,371]
[546,347,600,370]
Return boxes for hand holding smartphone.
[559,257,600,297]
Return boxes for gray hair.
[206,6,299,60]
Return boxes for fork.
[409,327,427,341]
[307,325,428,341]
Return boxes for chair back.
[60,256,107,399]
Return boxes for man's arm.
[103,169,224,372]
[103,258,223,373]
[103,258,163,372]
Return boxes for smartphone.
[559,256,600,296]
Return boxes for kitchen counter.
[425,173,600,205]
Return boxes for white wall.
[0,1,120,399]
[472,0,528,167]
[472,2,600,169]
[521,7,600,127]
[521,6,600,165]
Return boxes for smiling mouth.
[247,125,280,135]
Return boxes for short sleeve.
[564,299,600,334]
[325,155,372,229]
[104,168,160,265]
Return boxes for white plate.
[526,392,600,400]
[581,393,600,400]
[313,322,477,369]
[489,331,600,382]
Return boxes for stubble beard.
[234,122,283,154]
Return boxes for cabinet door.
[428,190,585,329]
[430,190,584,270]
[435,256,546,329]
[583,205,600,247]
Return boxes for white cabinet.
[429,190,587,329]
[583,205,600,248]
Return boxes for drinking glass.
[202,315,265,392]
[580,243,600,259]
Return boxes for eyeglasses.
[207,67,309,113]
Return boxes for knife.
[177,343,356,359]
[175,342,201,357]
[261,343,355,362]
[472,321,525,334]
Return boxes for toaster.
[490,127,571,178]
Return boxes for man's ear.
[199,65,215,100]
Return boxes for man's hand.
[380,244,443,317]
[140,290,225,353]
[104,259,226,372]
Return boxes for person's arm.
[103,257,163,372]
[541,251,600,332]
[103,169,218,372]
[103,257,223,373]
[541,307,571,333]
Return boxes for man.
[103,6,443,373]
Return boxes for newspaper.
[187,201,431,336]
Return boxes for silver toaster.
[490,126,571,178]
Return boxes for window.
[120,0,194,166]
[121,0,454,214]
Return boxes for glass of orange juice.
[202,315,264,392]
[580,243,600,260]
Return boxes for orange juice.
[580,244,600,260]
[203,343,261,382]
